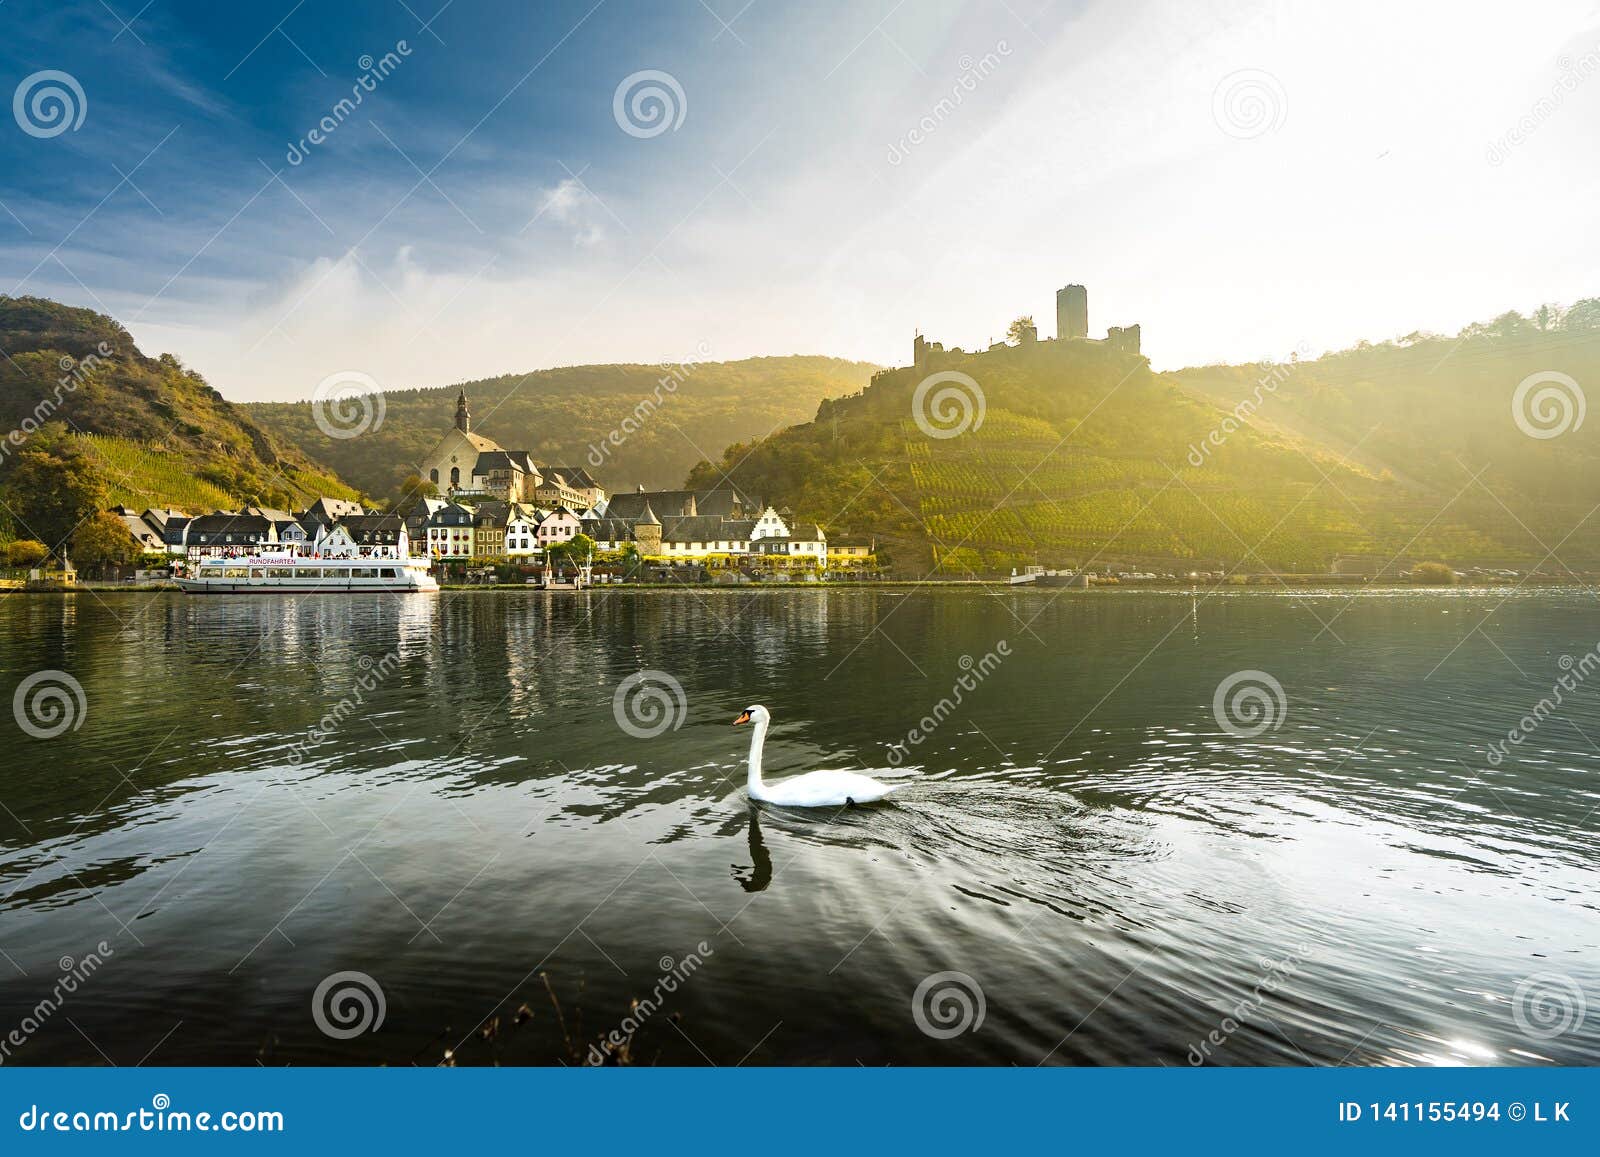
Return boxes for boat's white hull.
[178,557,439,594]
[176,579,438,593]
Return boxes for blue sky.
[3,0,1600,399]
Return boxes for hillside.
[246,356,878,500]
[688,305,1600,576]
[0,297,359,517]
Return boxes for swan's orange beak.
[733,710,751,726]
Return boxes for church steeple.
[455,389,470,433]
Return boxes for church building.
[417,390,606,508]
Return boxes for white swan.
[735,704,899,807]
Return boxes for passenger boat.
[176,553,439,594]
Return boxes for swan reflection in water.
[730,809,773,893]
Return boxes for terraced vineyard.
[73,433,355,512]
[897,404,1549,575]
[76,435,237,511]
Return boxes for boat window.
[268,568,295,578]
[380,568,397,578]
[223,567,249,579]
[250,569,264,580]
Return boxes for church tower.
[455,389,471,433]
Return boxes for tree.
[1006,315,1035,344]
[5,440,107,562]
[1411,561,1457,585]
[568,533,596,559]
[2,540,49,569]
[72,511,141,576]
[396,473,439,504]
[1560,297,1600,332]
[260,484,294,511]
[1533,303,1564,332]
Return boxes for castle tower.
[633,501,662,556]
[1057,284,1088,341]
[454,389,471,433]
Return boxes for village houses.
[99,389,874,576]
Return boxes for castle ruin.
[912,282,1141,371]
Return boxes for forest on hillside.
[247,356,878,501]
[0,297,358,536]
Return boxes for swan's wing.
[839,773,898,802]
[770,770,898,805]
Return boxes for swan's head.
[733,704,769,726]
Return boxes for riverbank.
[4,577,1590,595]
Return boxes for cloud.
[529,178,609,248]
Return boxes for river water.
[0,587,1596,1066]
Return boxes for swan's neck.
[746,717,769,797]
